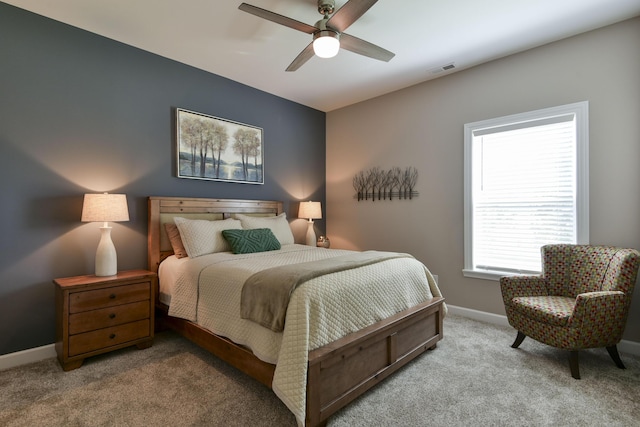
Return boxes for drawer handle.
[109,313,116,319]
[109,333,116,339]
[109,294,116,300]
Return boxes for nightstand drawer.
[69,281,150,313]
[68,301,150,335]
[68,319,150,356]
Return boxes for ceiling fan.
[238,0,395,71]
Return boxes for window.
[463,102,589,280]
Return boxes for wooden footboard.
[306,297,444,426]
[156,296,443,427]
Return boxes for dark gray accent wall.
[0,3,326,355]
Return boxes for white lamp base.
[95,225,117,276]
[305,220,317,246]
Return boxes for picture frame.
[176,108,264,184]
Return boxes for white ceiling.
[5,0,640,112]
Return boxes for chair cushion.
[511,296,576,327]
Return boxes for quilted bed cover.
[164,244,444,426]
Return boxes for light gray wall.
[326,17,640,342]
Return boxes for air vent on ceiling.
[428,62,456,75]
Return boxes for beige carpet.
[1,315,639,426]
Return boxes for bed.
[148,196,445,426]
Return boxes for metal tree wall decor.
[353,167,419,201]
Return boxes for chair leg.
[569,351,580,379]
[511,331,526,348]
[606,345,626,369]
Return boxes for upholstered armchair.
[500,244,640,379]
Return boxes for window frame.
[463,101,589,281]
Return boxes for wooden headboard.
[147,196,284,273]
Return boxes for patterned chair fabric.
[500,244,640,378]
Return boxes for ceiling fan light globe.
[313,33,340,58]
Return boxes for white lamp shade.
[313,35,340,58]
[298,201,322,220]
[82,193,129,222]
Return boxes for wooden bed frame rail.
[155,304,276,387]
[148,196,444,427]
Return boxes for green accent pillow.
[222,228,282,254]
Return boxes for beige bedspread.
[165,244,444,426]
[241,251,412,332]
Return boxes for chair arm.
[568,291,627,329]
[500,276,548,306]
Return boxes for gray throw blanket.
[240,251,413,332]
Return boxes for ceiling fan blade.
[340,32,395,62]
[239,3,317,34]
[326,0,379,33]
[286,42,315,72]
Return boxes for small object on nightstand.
[53,269,156,371]
[317,236,330,248]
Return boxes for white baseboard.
[0,344,56,371]
[1,306,639,371]
[447,304,511,327]
[618,339,640,357]
[446,304,640,357]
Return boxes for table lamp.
[298,201,322,246]
[81,193,129,276]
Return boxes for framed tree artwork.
[176,108,264,184]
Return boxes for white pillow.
[173,217,242,258]
[235,213,294,245]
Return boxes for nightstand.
[54,269,156,371]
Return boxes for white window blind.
[463,102,589,280]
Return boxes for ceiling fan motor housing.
[313,28,340,42]
[314,18,339,37]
